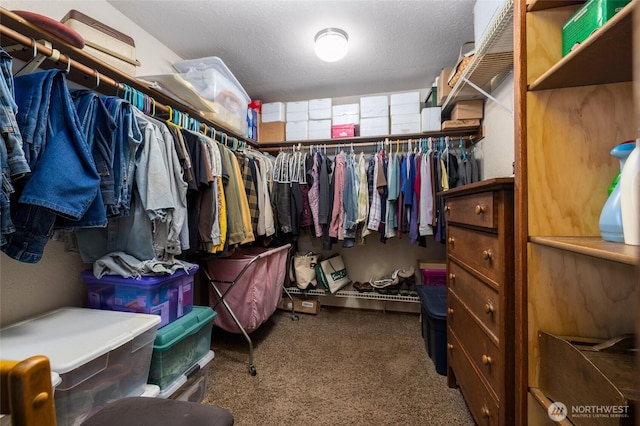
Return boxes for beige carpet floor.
[203,306,474,426]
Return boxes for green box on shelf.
[562,0,631,57]
[148,306,216,390]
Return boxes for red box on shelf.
[331,123,356,138]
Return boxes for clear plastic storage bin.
[157,350,214,402]
[173,56,250,136]
[82,267,197,328]
[148,306,216,390]
[0,308,160,426]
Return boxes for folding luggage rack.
[200,244,298,376]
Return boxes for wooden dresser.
[442,178,514,425]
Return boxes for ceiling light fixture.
[314,28,349,62]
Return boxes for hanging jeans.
[2,70,103,263]
[0,48,30,247]
[72,90,118,217]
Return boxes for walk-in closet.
[0,1,638,425]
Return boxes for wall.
[475,73,515,179]
[0,0,183,327]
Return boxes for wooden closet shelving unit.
[514,0,639,424]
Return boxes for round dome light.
[314,28,349,62]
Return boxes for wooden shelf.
[529,388,575,426]
[529,236,640,266]
[258,127,484,151]
[528,0,634,91]
[527,0,583,12]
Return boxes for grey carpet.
[203,306,474,426]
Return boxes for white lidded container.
[0,307,160,426]
[620,138,640,245]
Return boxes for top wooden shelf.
[529,236,640,266]
[528,0,635,91]
[527,0,583,12]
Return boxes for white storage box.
[333,114,360,126]
[390,91,421,115]
[474,0,506,47]
[286,120,309,141]
[360,95,389,118]
[158,350,214,402]
[286,101,309,122]
[391,113,421,134]
[62,10,141,76]
[308,119,332,140]
[360,116,389,137]
[309,98,332,120]
[332,103,360,117]
[173,56,250,136]
[0,308,160,426]
[421,107,442,132]
[262,102,286,122]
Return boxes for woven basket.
[448,41,475,88]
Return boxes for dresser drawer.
[448,328,500,425]
[444,191,496,229]
[449,260,500,340]
[448,290,501,394]
[447,226,501,283]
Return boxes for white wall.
[475,73,515,179]
[0,0,183,326]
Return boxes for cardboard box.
[333,114,360,126]
[278,297,320,315]
[420,107,442,132]
[437,67,479,106]
[259,121,285,143]
[562,0,630,56]
[451,100,484,120]
[441,118,481,130]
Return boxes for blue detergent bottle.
[599,141,636,242]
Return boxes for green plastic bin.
[148,306,216,390]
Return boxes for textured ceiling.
[108,0,476,102]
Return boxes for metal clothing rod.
[0,23,257,149]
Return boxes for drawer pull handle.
[481,406,491,418]
[449,273,455,283]
[482,249,493,261]
[444,205,450,213]
[484,302,494,314]
[447,308,454,315]
[448,237,455,246]
[482,354,493,366]
[475,204,485,215]
[447,343,454,351]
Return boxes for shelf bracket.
[461,77,513,117]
